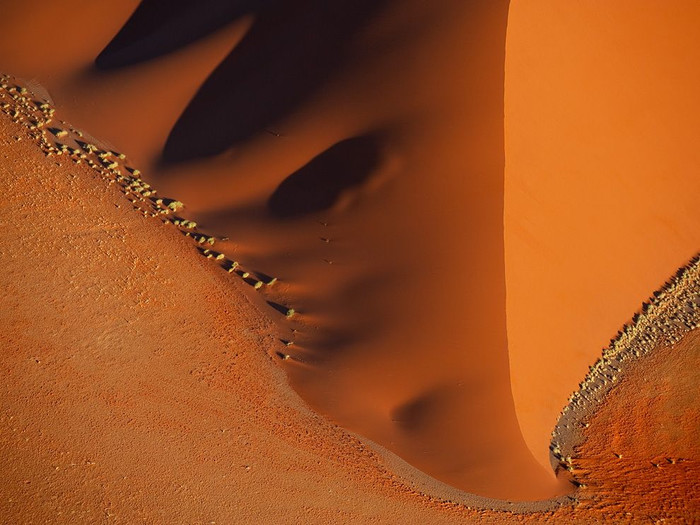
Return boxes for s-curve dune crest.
[1,0,699,522]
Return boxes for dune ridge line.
[550,253,700,474]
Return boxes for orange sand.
[566,331,700,521]
[505,0,700,471]
[3,0,563,500]
[0,107,557,523]
[1,0,699,515]
[1,75,698,521]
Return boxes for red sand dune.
[2,96,697,521]
[1,0,698,519]
[505,0,700,471]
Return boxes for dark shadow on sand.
[95,0,276,69]
[160,0,389,163]
[268,136,382,218]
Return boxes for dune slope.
[0,0,699,512]
[1,74,698,522]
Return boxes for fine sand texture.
[1,71,698,524]
[0,82,563,523]
[1,0,563,500]
[1,0,699,521]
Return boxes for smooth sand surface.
[0,112,449,523]
[1,0,699,517]
[0,99,558,523]
[2,0,564,500]
[505,0,700,470]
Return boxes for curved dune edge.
[550,253,700,473]
[1,73,696,520]
[567,330,699,521]
[344,433,575,514]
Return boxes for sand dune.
[0,0,698,520]
[2,78,697,521]
[505,0,700,470]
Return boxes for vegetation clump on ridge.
[0,74,299,350]
[550,253,700,473]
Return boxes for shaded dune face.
[10,0,699,503]
[145,0,569,500]
[2,78,697,521]
[94,0,275,70]
[133,0,564,500]
[159,0,392,162]
[267,136,382,218]
[1,0,570,501]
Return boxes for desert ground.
[1,1,698,522]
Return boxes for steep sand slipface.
[0,0,250,168]
[1,0,699,506]
[0,85,498,524]
[1,76,698,522]
[505,0,700,469]
[149,0,567,500]
[157,0,571,499]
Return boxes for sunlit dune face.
[505,0,700,469]
[1,0,698,503]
